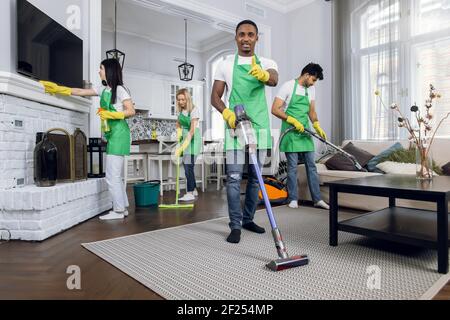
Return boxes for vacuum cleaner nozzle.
[266,255,309,272]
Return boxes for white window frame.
[351,0,450,140]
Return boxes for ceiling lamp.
[178,19,194,81]
[106,0,126,69]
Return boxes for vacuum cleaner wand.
[233,105,309,271]
[281,127,365,172]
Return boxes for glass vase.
[415,146,433,181]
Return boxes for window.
[352,0,450,139]
[207,51,233,141]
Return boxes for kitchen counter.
[132,139,160,145]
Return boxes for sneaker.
[109,210,129,217]
[179,193,195,202]
[314,200,330,210]
[99,212,125,221]
[193,189,199,197]
[288,201,299,209]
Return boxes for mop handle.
[249,152,278,230]
[175,156,180,205]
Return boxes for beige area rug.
[83,207,450,300]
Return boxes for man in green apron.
[272,63,329,211]
[211,20,279,244]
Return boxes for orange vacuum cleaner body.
[258,177,288,204]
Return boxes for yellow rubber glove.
[175,139,190,158]
[313,121,327,140]
[97,110,125,121]
[248,56,270,83]
[176,128,183,142]
[39,81,72,96]
[222,108,237,129]
[286,116,305,133]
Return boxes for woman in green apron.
[40,58,136,220]
[175,89,201,202]
[272,63,329,211]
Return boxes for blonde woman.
[175,89,201,201]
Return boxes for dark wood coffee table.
[326,175,450,274]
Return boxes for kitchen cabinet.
[149,79,170,119]
[123,71,152,111]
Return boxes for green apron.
[225,54,272,151]
[100,89,131,156]
[280,80,315,153]
[178,111,201,155]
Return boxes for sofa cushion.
[366,142,404,172]
[376,161,440,176]
[441,162,450,176]
[325,142,375,171]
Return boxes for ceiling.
[256,0,317,13]
[102,0,235,53]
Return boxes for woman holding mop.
[174,89,201,202]
[40,58,135,220]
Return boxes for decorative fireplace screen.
[35,128,88,182]
[73,129,88,180]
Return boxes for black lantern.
[87,138,106,178]
[106,0,125,69]
[178,19,194,81]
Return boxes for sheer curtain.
[333,0,450,141]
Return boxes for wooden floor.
[0,185,449,300]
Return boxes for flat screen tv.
[17,0,83,88]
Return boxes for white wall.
[288,0,333,139]
[201,39,236,69]
[0,0,14,73]
[1,0,89,80]
[102,31,206,81]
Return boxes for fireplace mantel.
[0,72,92,114]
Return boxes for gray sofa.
[297,138,450,212]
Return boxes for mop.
[233,105,309,271]
[159,149,194,209]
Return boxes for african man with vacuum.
[211,20,279,244]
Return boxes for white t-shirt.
[93,84,132,112]
[180,107,201,129]
[214,54,278,104]
[276,80,316,110]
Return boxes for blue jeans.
[226,150,267,231]
[183,154,197,192]
[285,152,322,203]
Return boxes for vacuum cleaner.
[279,127,365,171]
[233,105,309,272]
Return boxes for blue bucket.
[133,181,160,207]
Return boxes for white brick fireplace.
[0,72,112,241]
